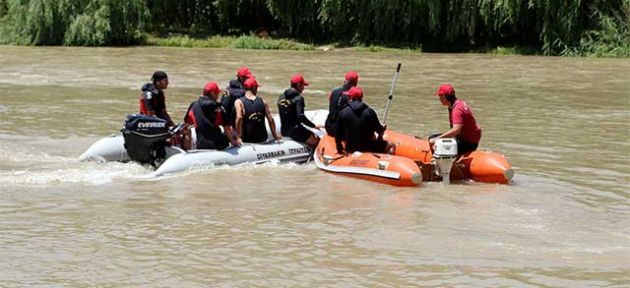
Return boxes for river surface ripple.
[0,46,628,287]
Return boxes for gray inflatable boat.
[79,110,329,176]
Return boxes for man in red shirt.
[429,84,482,155]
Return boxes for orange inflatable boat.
[314,135,423,187]
[383,130,514,184]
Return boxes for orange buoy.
[314,136,422,187]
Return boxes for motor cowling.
[122,114,171,167]
[433,138,458,184]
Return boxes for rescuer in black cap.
[139,70,174,126]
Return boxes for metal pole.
[382,62,402,125]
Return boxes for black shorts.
[428,133,478,155]
[288,126,314,143]
[457,139,478,155]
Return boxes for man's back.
[336,101,385,153]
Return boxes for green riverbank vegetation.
[0,0,627,57]
[145,35,314,50]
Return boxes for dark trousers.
[428,133,478,156]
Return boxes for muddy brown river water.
[0,46,628,287]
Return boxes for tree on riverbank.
[0,0,147,45]
[0,0,627,57]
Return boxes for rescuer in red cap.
[429,83,482,155]
[184,82,236,150]
[277,74,321,148]
[234,78,281,145]
[335,86,392,155]
[325,70,359,136]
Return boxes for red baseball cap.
[243,78,260,89]
[236,67,253,78]
[203,82,221,95]
[290,74,309,86]
[345,71,359,83]
[343,86,363,100]
[436,84,455,96]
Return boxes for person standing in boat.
[429,84,482,155]
[221,67,254,130]
[184,82,237,150]
[234,78,281,145]
[325,71,359,136]
[335,87,392,154]
[277,74,321,148]
[139,71,174,126]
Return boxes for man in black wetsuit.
[184,82,236,150]
[277,74,321,148]
[139,71,174,126]
[325,70,359,136]
[335,87,391,154]
[221,67,254,130]
[234,78,281,145]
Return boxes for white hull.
[79,110,328,175]
[153,140,311,176]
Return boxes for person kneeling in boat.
[277,74,321,148]
[335,87,392,154]
[139,71,174,127]
[429,84,482,155]
[184,82,237,150]
[234,78,281,145]
[325,71,359,136]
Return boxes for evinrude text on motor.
[121,114,185,167]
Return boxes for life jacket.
[325,84,352,136]
[139,83,165,115]
[221,80,246,126]
[277,89,303,136]
[185,96,229,150]
[139,83,173,125]
[240,96,268,143]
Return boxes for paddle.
[382,62,402,126]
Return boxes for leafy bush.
[229,35,313,50]
[145,35,235,48]
[562,7,630,57]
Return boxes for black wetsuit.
[185,96,229,150]
[335,100,387,154]
[277,89,316,142]
[140,83,173,126]
[240,96,268,143]
[221,80,246,126]
[324,84,352,136]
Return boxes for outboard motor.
[122,115,171,167]
[433,138,458,184]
